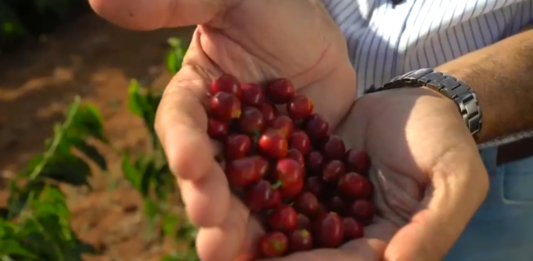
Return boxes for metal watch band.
[379,68,482,137]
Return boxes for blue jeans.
[445,148,533,261]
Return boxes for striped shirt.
[322,0,533,98]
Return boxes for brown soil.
[0,12,195,261]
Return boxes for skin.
[436,25,533,143]
[89,0,533,260]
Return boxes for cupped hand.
[90,0,357,260]
[335,87,490,261]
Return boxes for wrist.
[375,68,483,140]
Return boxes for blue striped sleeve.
[322,0,533,97]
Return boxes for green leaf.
[162,214,179,237]
[143,198,159,219]
[139,159,156,197]
[160,254,179,261]
[0,240,37,258]
[177,220,198,242]
[7,181,45,218]
[21,155,45,176]
[152,161,174,196]
[42,152,92,187]
[165,38,185,74]
[121,153,141,190]
[0,219,17,238]
[127,79,146,118]
[68,137,107,171]
[71,103,108,143]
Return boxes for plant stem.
[28,97,81,181]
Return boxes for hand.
[90,0,357,260]
[335,87,490,261]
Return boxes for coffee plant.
[0,97,107,261]
[122,37,197,260]
[0,37,197,260]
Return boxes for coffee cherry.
[346,149,371,174]
[226,156,263,188]
[287,149,305,167]
[241,82,265,107]
[264,189,282,209]
[259,231,288,257]
[267,204,298,231]
[304,113,329,140]
[293,191,319,217]
[306,150,324,174]
[274,159,304,188]
[261,102,278,126]
[207,117,229,140]
[245,180,276,211]
[251,155,270,178]
[322,134,346,160]
[343,217,364,241]
[350,199,375,225]
[270,115,294,139]
[211,74,242,99]
[210,92,242,120]
[259,130,288,159]
[338,172,373,199]
[239,106,265,135]
[226,134,251,160]
[266,78,295,104]
[288,229,313,252]
[322,160,346,182]
[290,130,311,155]
[296,214,312,231]
[313,213,344,248]
[287,94,314,120]
[280,177,304,199]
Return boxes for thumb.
[384,145,489,261]
[89,0,239,30]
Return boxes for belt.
[496,136,533,165]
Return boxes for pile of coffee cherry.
[206,74,375,258]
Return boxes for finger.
[372,164,421,224]
[156,65,213,182]
[180,163,230,227]
[384,145,489,261]
[196,196,265,261]
[155,60,230,227]
[89,0,236,30]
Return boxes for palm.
[184,0,356,127]
[332,87,490,260]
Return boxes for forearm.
[436,25,533,144]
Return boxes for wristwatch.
[376,68,483,137]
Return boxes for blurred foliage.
[0,38,197,260]
[123,37,198,261]
[0,97,107,260]
[0,0,89,54]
